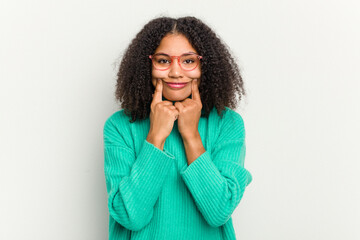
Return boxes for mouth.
[165,81,189,89]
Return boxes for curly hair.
[115,16,246,123]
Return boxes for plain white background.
[1,0,359,239]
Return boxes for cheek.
[152,69,167,79]
[151,69,166,87]
[186,72,201,79]
[151,79,156,88]
[185,69,201,79]
[151,68,201,87]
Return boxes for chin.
[164,94,190,102]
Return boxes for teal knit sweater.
[103,106,252,240]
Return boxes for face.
[151,33,201,101]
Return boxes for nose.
[168,57,183,78]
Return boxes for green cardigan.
[103,106,252,239]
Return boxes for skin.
[147,33,206,165]
[151,33,201,101]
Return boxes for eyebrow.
[154,51,198,56]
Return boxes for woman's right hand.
[146,79,179,150]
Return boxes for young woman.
[103,16,252,240]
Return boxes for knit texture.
[103,106,252,240]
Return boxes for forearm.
[105,140,175,231]
[182,132,206,165]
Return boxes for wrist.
[182,131,201,143]
[146,132,165,150]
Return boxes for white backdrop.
[1,0,359,239]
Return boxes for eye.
[183,59,195,64]
[181,55,198,65]
[153,55,171,64]
[157,58,171,64]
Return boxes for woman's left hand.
[174,79,202,139]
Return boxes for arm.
[182,132,206,165]
[104,118,175,231]
[180,112,252,228]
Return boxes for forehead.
[154,34,197,55]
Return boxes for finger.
[162,101,174,106]
[192,79,201,102]
[173,109,180,121]
[181,98,191,107]
[153,79,163,104]
[174,101,184,112]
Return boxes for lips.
[165,82,189,89]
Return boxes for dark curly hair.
[115,16,246,123]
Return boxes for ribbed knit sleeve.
[103,118,175,231]
[180,111,252,228]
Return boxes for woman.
[103,16,252,240]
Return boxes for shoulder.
[103,109,136,147]
[104,109,130,125]
[103,110,138,149]
[224,107,245,130]
[103,109,133,135]
[209,106,246,138]
[209,106,245,127]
